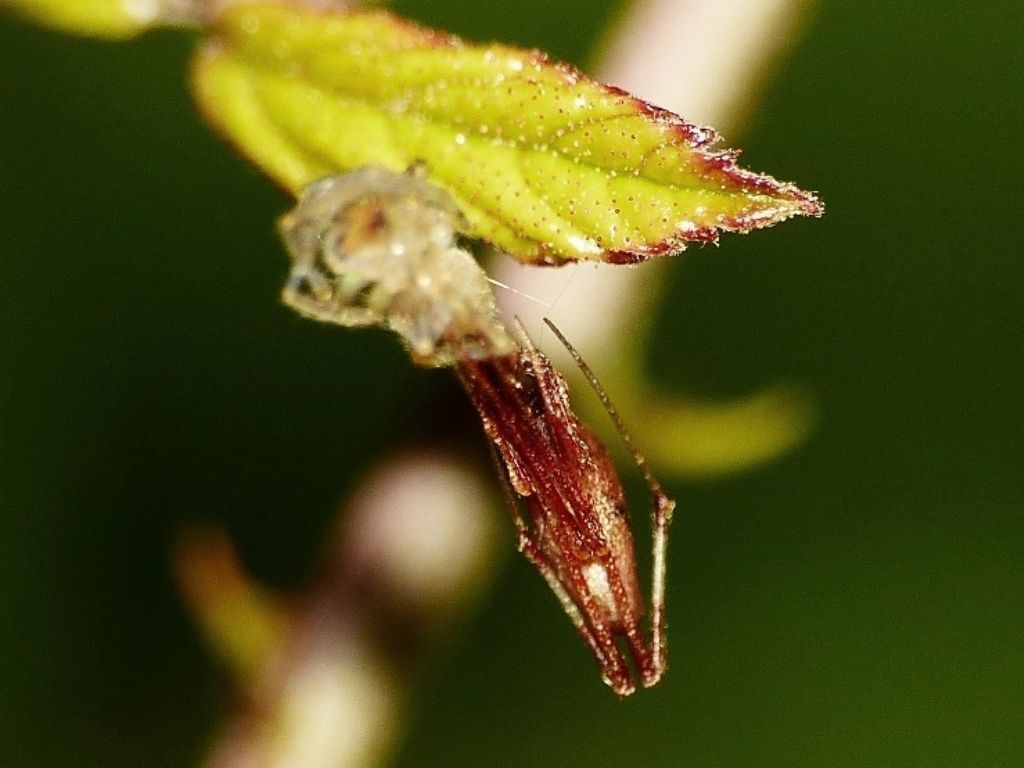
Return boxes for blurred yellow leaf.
[632,383,817,478]
[2,0,165,38]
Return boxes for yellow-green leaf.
[193,3,823,264]
[2,0,165,38]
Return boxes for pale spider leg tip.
[640,669,664,690]
[506,315,541,357]
[611,680,637,698]
[600,663,636,698]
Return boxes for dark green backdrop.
[1,1,1021,766]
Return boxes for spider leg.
[644,489,675,687]
[517,531,637,697]
[281,274,378,327]
[482,436,536,539]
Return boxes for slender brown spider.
[279,165,675,696]
[456,321,675,697]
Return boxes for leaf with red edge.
[193,2,823,265]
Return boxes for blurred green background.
[1,1,1021,766]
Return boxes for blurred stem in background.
[177,452,498,768]
[169,1,819,766]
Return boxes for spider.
[456,320,674,696]
[279,166,675,696]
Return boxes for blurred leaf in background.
[0,1,1022,767]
